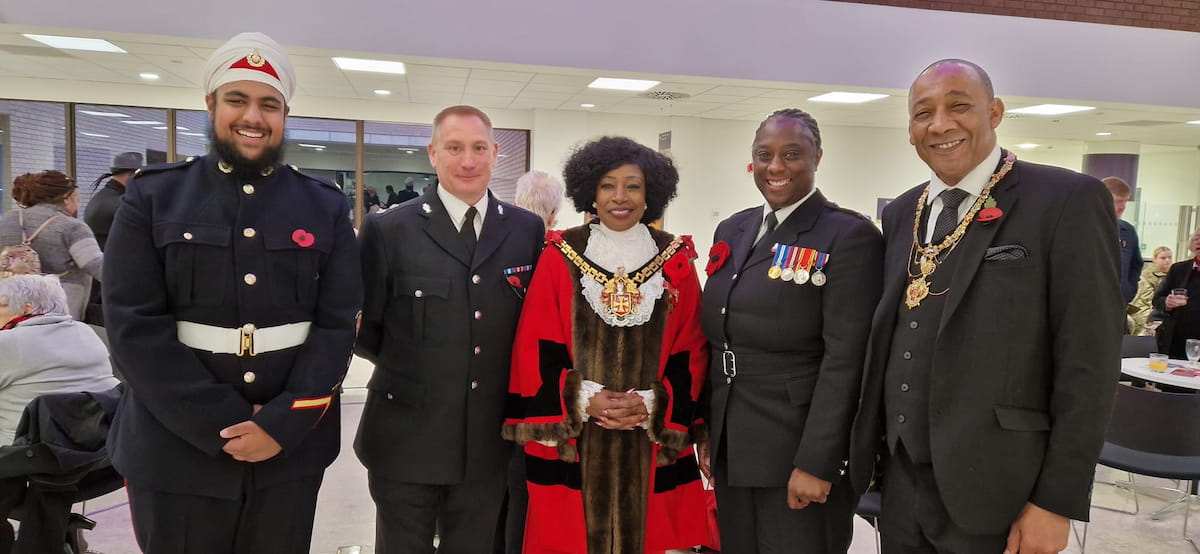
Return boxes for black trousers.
[127,472,322,554]
[880,444,1008,553]
[493,448,528,554]
[713,444,855,554]
[368,469,507,554]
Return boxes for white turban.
[204,32,296,103]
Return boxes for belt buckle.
[238,323,257,357]
[722,350,736,378]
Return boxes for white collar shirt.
[922,144,1002,244]
[437,186,488,237]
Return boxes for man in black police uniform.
[103,32,362,552]
[355,105,544,554]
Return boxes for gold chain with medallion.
[555,237,684,319]
[904,152,1016,309]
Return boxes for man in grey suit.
[849,59,1123,553]
[355,105,544,554]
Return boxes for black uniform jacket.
[849,159,1123,534]
[103,156,362,499]
[354,186,544,484]
[701,190,883,487]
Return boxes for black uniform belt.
[718,350,817,378]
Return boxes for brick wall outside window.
[827,0,1200,33]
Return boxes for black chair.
[855,491,881,554]
[1082,383,1200,552]
[1121,335,1158,359]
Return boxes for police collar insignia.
[422,203,432,214]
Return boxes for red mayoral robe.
[503,225,711,554]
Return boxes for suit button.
[182,232,193,240]
[242,184,255,195]
[414,290,423,298]
[903,351,912,360]
[472,274,481,285]
[723,342,729,350]
[897,414,907,424]
[470,380,479,390]
[909,321,918,329]
[474,310,482,320]
[243,228,256,238]
[720,307,726,315]
[243,371,256,384]
[386,393,394,400]
[731,273,738,280]
[474,346,482,355]
[900,383,910,392]
[243,273,257,285]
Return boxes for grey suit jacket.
[701,190,883,486]
[354,187,543,484]
[849,158,1124,534]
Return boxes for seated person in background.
[1130,246,1172,336]
[0,274,118,445]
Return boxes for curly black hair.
[562,136,678,224]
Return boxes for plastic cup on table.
[1149,353,1169,373]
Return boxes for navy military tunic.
[102,155,362,499]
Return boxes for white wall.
[1136,149,1200,255]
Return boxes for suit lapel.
[472,191,510,269]
[737,190,829,271]
[420,188,473,268]
[937,161,1023,334]
[729,210,760,273]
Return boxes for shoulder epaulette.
[827,202,874,223]
[286,164,341,191]
[730,206,760,218]
[132,157,197,178]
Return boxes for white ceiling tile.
[405,64,470,78]
[530,74,594,86]
[513,91,570,101]
[688,94,754,104]
[705,86,777,97]
[468,69,533,82]
[410,91,462,104]
[409,85,467,95]
[464,79,526,96]
[461,94,513,109]
[652,82,717,96]
[114,43,199,57]
[522,83,584,94]
[406,76,467,88]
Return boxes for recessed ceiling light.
[79,110,129,118]
[374,89,391,96]
[1095,132,1112,136]
[122,121,165,125]
[1188,120,1200,125]
[80,132,110,138]
[580,103,596,108]
[332,57,406,74]
[23,34,126,53]
[139,73,160,81]
[587,78,660,92]
[808,92,889,104]
[1007,104,1095,116]
[1016,143,1040,149]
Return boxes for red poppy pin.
[976,197,1003,224]
[545,229,565,245]
[507,275,523,288]
[292,229,315,248]
[706,241,731,276]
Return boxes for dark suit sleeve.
[1151,264,1181,313]
[1125,225,1142,303]
[354,213,388,364]
[253,196,363,454]
[1030,180,1123,519]
[794,219,884,482]
[102,179,253,456]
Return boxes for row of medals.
[767,244,829,287]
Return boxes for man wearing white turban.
[102,32,362,552]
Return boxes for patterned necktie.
[460,206,478,257]
[930,188,969,245]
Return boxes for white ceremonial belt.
[176,321,311,357]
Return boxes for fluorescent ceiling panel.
[808,92,889,104]
[587,78,660,91]
[23,34,126,53]
[332,57,406,74]
[1007,104,1095,116]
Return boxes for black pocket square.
[984,244,1028,261]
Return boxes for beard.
[207,123,286,180]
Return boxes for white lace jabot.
[580,223,664,327]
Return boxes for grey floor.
[74,357,1198,553]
